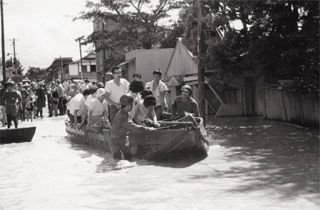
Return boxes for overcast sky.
[2,0,93,69]
[2,0,181,71]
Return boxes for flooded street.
[0,115,319,210]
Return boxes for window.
[90,65,96,72]
[82,65,87,73]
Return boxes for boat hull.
[65,119,209,161]
[0,127,36,144]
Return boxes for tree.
[5,58,24,75]
[159,22,185,48]
[77,0,185,51]
[180,0,319,92]
[24,67,47,82]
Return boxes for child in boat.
[109,94,155,161]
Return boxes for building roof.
[71,52,96,64]
[46,57,73,71]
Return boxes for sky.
[2,0,94,70]
[1,0,182,72]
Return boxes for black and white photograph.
[0,0,319,209]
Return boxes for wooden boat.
[65,117,209,161]
[0,126,36,144]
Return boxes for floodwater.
[0,115,319,210]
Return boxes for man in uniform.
[171,85,200,120]
[3,81,22,129]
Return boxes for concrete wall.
[69,63,79,76]
[126,49,174,83]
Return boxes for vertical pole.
[101,22,106,82]
[13,38,17,75]
[197,0,205,123]
[79,41,83,80]
[1,0,6,82]
[60,55,63,81]
[75,36,84,80]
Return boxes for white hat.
[96,88,106,97]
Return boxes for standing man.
[56,79,65,115]
[105,71,114,82]
[104,67,130,123]
[3,81,22,129]
[145,69,168,120]
[109,94,155,160]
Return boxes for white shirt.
[67,93,84,115]
[85,94,95,107]
[88,98,108,116]
[145,80,168,106]
[104,78,130,103]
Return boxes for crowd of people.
[0,66,200,160]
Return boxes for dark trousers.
[109,137,131,161]
[58,97,64,115]
[19,102,26,122]
[7,114,18,128]
[67,110,82,123]
[155,105,163,120]
[36,108,43,117]
[47,96,51,113]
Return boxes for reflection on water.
[0,116,319,210]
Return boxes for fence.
[264,88,319,127]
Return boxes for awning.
[119,58,135,66]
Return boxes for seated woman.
[171,85,200,120]
[130,95,160,127]
[87,88,108,131]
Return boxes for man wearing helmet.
[109,93,155,160]
[171,85,200,120]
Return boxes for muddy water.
[0,116,319,210]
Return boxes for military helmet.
[119,94,135,106]
[181,85,192,95]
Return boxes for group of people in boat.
[0,66,200,160]
[66,67,200,160]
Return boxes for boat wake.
[96,159,137,173]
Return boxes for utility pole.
[75,36,84,80]
[12,38,17,75]
[197,0,206,123]
[1,0,6,82]
[60,55,63,81]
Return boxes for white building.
[65,52,97,81]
